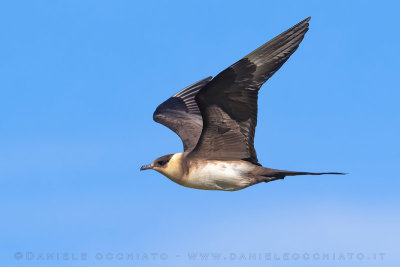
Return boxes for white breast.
[182,161,253,191]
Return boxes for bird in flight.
[140,17,344,191]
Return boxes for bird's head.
[140,154,173,172]
[140,153,183,180]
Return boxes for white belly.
[182,161,253,191]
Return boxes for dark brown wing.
[153,77,212,151]
[189,17,311,163]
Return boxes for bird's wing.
[153,77,212,151]
[189,17,311,164]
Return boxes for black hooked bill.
[140,164,153,171]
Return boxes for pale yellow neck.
[157,153,185,181]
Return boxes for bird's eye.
[158,160,168,166]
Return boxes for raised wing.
[153,77,212,151]
[189,17,311,163]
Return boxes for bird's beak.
[140,164,153,171]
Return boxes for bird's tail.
[259,168,346,182]
[271,169,345,177]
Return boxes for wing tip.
[295,17,311,30]
[297,16,311,29]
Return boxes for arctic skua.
[140,17,344,191]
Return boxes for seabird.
[140,17,344,191]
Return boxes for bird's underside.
[141,17,345,191]
[155,155,343,191]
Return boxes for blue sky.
[1,0,399,266]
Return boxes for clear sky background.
[1,0,399,267]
